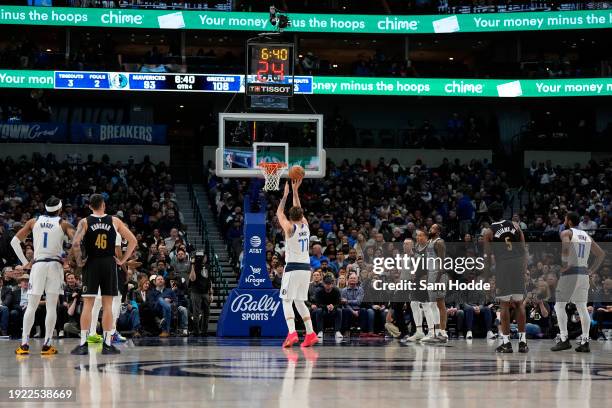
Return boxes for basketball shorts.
[82,257,118,297]
[556,268,589,303]
[411,272,429,303]
[495,257,525,301]
[280,263,311,301]
[427,270,448,302]
[28,260,64,296]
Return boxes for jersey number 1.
[43,232,48,248]
[95,234,107,249]
[577,243,585,258]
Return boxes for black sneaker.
[102,343,121,355]
[551,339,572,352]
[496,342,513,353]
[518,341,529,353]
[575,341,590,353]
[70,343,89,355]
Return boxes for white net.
[259,162,286,191]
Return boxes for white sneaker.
[335,331,344,340]
[405,331,425,342]
[487,331,496,339]
[466,331,473,340]
[317,331,323,339]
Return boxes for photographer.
[189,251,213,337]
[523,281,551,339]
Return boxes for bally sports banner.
[71,123,167,145]
[2,6,612,34]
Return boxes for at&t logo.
[248,235,263,254]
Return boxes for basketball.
[288,165,305,180]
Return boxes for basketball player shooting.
[12,197,75,355]
[276,177,318,348]
[69,194,137,355]
[484,202,528,353]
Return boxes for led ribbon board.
[1,6,612,34]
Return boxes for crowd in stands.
[323,111,491,149]
[0,154,213,339]
[207,156,612,340]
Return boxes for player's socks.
[80,330,89,346]
[304,319,314,334]
[416,327,423,334]
[518,332,526,342]
[286,318,296,333]
[501,334,510,344]
[103,331,112,346]
[440,330,447,338]
[21,334,29,346]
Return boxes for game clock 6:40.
[248,43,294,84]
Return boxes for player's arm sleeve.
[11,236,29,265]
[11,219,34,265]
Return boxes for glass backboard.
[216,113,325,178]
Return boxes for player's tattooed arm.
[482,227,492,278]
[589,240,605,275]
[71,218,88,267]
[62,220,76,241]
[517,226,528,275]
[434,239,446,282]
[559,229,571,272]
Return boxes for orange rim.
[258,162,286,175]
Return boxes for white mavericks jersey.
[285,222,310,264]
[32,215,64,260]
[569,227,591,267]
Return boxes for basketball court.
[0,338,610,407]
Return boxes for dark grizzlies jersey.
[84,215,116,258]
[490,220,524,261]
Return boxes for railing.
[187,180,229,307]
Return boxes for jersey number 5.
[95,234,107,249]
[505,237,513,251]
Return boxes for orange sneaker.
[282,331,299,348]
[301,332,319,348]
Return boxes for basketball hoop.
[258,162,286,191]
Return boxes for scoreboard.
[53,71,313,94]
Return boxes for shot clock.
[246,42,295,97]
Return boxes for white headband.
[45,201,62,213]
